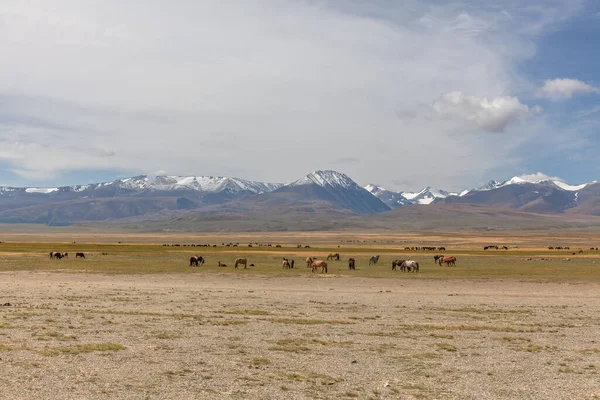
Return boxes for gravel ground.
[0,271,599,399]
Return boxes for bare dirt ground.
[1,272,599,399]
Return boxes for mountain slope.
[274,171,390,215]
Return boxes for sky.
[1,0,599,192]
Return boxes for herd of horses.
[49,252,86,259]
[47,247,458,274]
[194,252,459,273]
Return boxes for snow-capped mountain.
[497,176,592,192]
[401,187,455,205]
[364,184,413,208]
[276,170,390,215]
[0,175,282,197]
[364,185,452,208]
[1,170,600,225]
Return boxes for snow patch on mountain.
[500,173,591,192]
[289,170,357,189]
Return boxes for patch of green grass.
[39,343,125,356]
[436,343,457,352]
[148,332,181,340]
[222,309,270,316]
[210,319,248,326]
[270,339,311,353]
[251,357,271,366]
[269,318,351,325]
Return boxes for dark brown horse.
[235,258,248,269]
[76,252,85,259]
[391,259,405,271]
[348,258,355,270]
[368,255,379,265]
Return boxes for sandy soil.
[1,272,599,399]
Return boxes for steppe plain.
[0,229,599,399]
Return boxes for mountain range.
[2,170,600,229]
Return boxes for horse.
[62,252,68,258]
[218,261,227,267]
[76,252,85,259]
[189,256,204,266]
[235,258,248,269]
[291,260,295,268]
[401,260,419,272]
[311,260,328,273]
[306,257,314,268]
[439,256,456,267]
[391,259,405,271]
[348,258,356,270]
[282,258,291,269]
[50,252,64,259]
[326,253,340,261]
[368,255,380,265]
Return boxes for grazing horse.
[234,258,248,269]
[282,258,291,269]
[391,259,405,271]
[189,256,204,266]
[326,253,340,261]
[306,257,314,268]
[368,255,380,265]
[50,252,64,259]
[76,252,85,259]
[401,260,419,272]
[439,256,456,267]
[348,258,356,270]
[311,260,328,273]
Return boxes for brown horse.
[235,258,248,269]
[282,258,291,269]
[391,259,405,271]
[218,261,227,267]
[76,252,85,259]
[348,258,355,270]
[439,256,456,267]
[306,257,313,268]
[50,252,65,259]
[326,253,340,261]
[311,260,328,273]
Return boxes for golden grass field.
[0,230,599,399]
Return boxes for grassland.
[0,232,599,280]
[0,231,599,399]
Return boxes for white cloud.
[0,1,587,191]
[430,92,536,133]
[539,78,599,100]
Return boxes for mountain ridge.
[1,170,600,226]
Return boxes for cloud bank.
[0,1,589,190]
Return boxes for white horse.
[401,260,419,272]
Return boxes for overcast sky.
[1,1,600,191]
